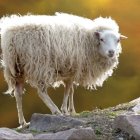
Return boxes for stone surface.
[29,113,85,132]
[114,114,140,140]
[132,104,140,114]
[130,97,140,104]
[34,127,96,140]
[0,127,33,140]
[130,97,140,114]
[1,99,140,140]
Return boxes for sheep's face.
[95,30,127,58]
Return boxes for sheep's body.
[0,13,123,128]
[1,14,120,90]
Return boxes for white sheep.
[0,13,127,129]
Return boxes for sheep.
[0,13,127,129]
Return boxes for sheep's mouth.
[108,54,115,58]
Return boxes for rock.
[0,127,33,140]
[114,114,140,140]
[29,113,85,132]
[131,104,140,114]
[130,97,140,114]
[34,127,96,140]
[130,97,140,104]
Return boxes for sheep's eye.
[100,38,104,42]
[117,39,120,43]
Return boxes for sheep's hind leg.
[37,85,61,115]
[68,85,76,116]
[61,81,72,115]
[14,81,30,129]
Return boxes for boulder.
[29,113,85,132]
[130,97,140,104]
[130,97,140,114]
[34,127,96,140]
[114,114,140,140]
[131,104,140,114]
[0,127,33,140]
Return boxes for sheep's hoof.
[61,110,70,116]
[70,112,77,116]
[17,122,30,130]
[70,112,79,116]
[61,107,70,116]
[69,109,78,116]
[53,110,62,116]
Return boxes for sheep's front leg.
[61,81,72,115]
[68,85,76,115]
[37,86,61,115]
[14,82,29,129]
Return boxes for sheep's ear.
[120,34,128,39]
[95,31,100,39]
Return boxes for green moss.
[29,129,39,133]
[107,112,117,119]
[95,128,102,135]
[14,128,22,133]
[79,111,91,117]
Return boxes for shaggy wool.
[0,13,121,94]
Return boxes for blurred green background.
[0,0,140,128]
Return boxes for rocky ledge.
[0,97,140,140]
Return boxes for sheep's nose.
[108,50,114,57]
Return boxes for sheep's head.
[95,30,127,58]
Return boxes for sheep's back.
[1,19,91,87]
[1,14,119,89]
